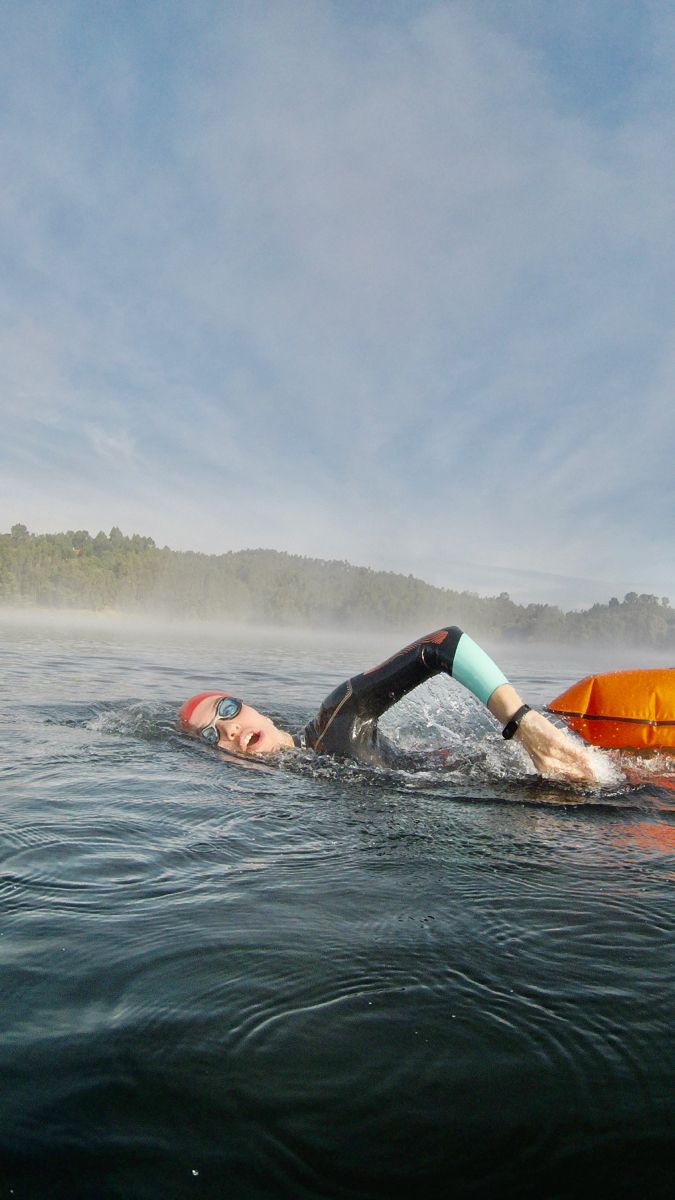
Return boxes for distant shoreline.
[2,525,674,647]
[0,605,130,622]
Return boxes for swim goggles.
[200,696,243,745]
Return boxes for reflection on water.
[1,617,674,1199]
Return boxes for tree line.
[2,523,674,646]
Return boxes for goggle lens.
[200,696,243,745]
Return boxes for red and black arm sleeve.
[346,626,464,719]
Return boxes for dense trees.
[1,524,673,646]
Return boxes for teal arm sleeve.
[451,632,508,706]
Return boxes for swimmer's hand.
[488,683,597,785]
[514,709,597,784]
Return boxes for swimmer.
[178,626,597,784]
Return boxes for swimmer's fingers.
[514,710,597,784]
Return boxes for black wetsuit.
[294,626,464,768]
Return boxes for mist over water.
[1,613,674,1199]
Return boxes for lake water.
[1,614,674,1199]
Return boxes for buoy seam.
[547,708,675,727]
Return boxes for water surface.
[1,615,673,1199]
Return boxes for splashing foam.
[85,703,170,741]
[586,745,625,789]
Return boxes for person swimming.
[177,626,597,784]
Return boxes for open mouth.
[241,731,262,752]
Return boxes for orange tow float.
[547,668,675,750]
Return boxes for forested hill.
[2,524,674,646]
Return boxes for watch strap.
[502,704,532,740]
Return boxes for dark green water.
[1,616,674,1199]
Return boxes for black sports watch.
[502,704,532,739]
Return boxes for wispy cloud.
[1,0,674,606]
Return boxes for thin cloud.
[0,1,673,606]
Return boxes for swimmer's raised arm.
[431,629,597,784]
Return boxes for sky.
[1,0,674,609]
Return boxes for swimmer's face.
[186,694,292,756]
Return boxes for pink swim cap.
[177,691,229,728]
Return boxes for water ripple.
[2,625,675,1200]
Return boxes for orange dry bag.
[547,668,675,750]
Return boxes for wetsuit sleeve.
[302,627,510,757]
[347,626,508,719]
[449,630,508,705]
